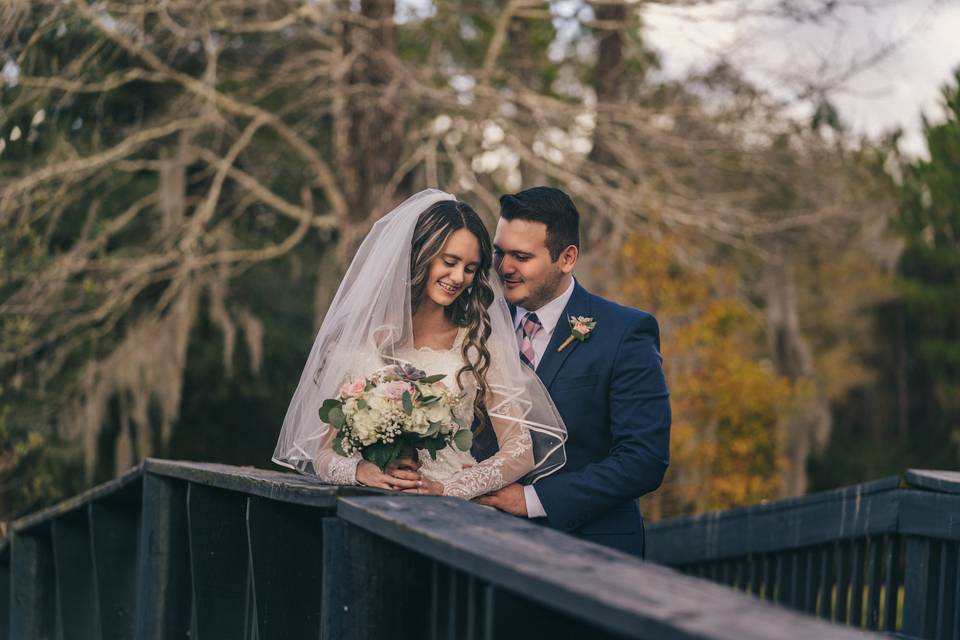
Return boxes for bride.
[273,189,566,500]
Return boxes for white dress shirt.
[514,278,575,519]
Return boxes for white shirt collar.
[515,277,576,335]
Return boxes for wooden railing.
[2,459,882,640]
[645,469,960,640]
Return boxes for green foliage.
[896,69,960,409]
[452,428,473,452]
[810,68,960,490]
[0,402,86,523]
[362,440,403,471]
[318,398,344,425]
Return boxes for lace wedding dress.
[312,329,536,500]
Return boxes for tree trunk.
[589,1,625,168]
[332,0,405,263]
[764,252,832,497]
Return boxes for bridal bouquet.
[319,363,473,470]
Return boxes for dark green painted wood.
[933,540,956,640]
[865,536,882,629]
[89,483,142,640]
[0,542,9,640]
[337,495,879,640]
[647,482,901,564]
[760,553,772,601]
[850,539,866,628]
[51,511,100,639]
[246,496,327,640]
[243,556,256,640]
[321,517,431,640]
[6,461,925,640]
[487,583,623,640]
[952,543,960,640]
[10,526,56,640]
[905,470,960,495]
[802,548,815,613]
[902,536,935,637]
[12,466,143,534]
[186,483,249,640]
[881,535,900,632]
[145,459,350,508]
[834,541,850,625]
[819,544,834,620]
[136,473,191,640]
[900,490,960,541]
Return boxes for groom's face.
[493,218,566,311]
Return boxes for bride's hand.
[403,478,443,496]
[386,455,421,474]
[356,461,420,491]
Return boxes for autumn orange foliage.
[617,234,794,518]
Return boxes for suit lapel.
[536,282,592,389]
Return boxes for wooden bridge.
[647,469,960,640]
[3,460,948,639]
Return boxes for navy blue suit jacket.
[525,282,671,557]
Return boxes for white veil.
[273,189,567,483]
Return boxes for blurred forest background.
[1,0,958,528]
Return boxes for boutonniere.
[557,316,596,352]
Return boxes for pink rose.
[340,377,366,399]
[574,322,589,334]
[383,380,412,401]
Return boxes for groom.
[474,187,671,558]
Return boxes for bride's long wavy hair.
[410,200,494,419]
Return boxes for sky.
[641,0,960,157]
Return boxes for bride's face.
[425,228,481,308]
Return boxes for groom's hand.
[473,483,527,516]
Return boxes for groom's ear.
[558,244,578,274]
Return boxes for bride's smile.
[423,227,480,308]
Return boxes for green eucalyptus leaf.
[402,391,413,416]
[328,406,346,429]
[420,374,446,384]
[453,429,473,452]
[318,398,342,423]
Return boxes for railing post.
[246,496,327,640]
[321,517,430,640]
[1,543,10,640]
[51,512,100,639]
[902,536,935,637]
[186,483,251,640]
[136,473,191,640]
[9,527,57,640]
[89,497,141,639]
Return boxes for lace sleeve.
[442,412,535,499]
[314,426,362,485]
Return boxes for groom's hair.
[499,186,580,262]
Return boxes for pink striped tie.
[518,312,542,368]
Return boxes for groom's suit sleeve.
[534,312,671,533]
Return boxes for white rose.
[367,393,390,414]
[407,407,430,435]
[425,402,451,426]
[352,411,379,445]
[343,398,358,417]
